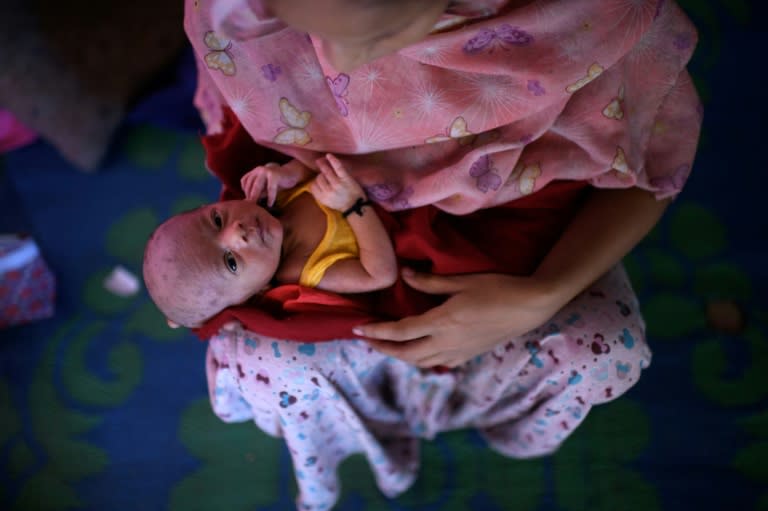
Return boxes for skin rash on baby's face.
[265,0,450,71]
[148,199,284,324]
[185,200,283,300]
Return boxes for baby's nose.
[222,222,249,246]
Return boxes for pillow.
[0,0,186,171]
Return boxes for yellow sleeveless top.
[276,182,359,288]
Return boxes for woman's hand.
[310,154,366,211]
[353,269,568,368]
[241,160,309,206]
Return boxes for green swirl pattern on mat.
[333,432,545,511]
[733,410,768,511]
[170,398,282,511]
[554,399,655,511]
[9,319,108,511]
[105,207,158,267]
[2,128,217,509]
[173,194,214,215]
[84,198,198,341]
[627,199,766,406]
[123,126,181,171]
[5,318,150,510]
[625,200,746,340]
[60,322,144,407]
[178,137,211,181]
[124,125,209,182]
[626,197,768,511]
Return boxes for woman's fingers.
[364,337,434,364]
[220,320,244,332]
[400,269,473,295]
[415,353,461,369]
[366,336,462,368]
[353,312,436,341]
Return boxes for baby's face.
[174,199,283,309]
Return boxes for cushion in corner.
[0,0,186,171]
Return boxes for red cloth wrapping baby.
[193,110,588,341]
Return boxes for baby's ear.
[166,318,181,329]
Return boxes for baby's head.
[143,200,284,328]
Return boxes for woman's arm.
[309,154,398,292]
[355,186,669,368]
[533,186,669,307]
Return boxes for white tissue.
[103,265,141,297]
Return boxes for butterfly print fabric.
[187,0,701,214]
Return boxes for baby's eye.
[211,209,223,230]
[223,251,237,274]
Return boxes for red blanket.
[194,110,589,341]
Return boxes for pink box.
[0,110,37,153]
[0,235,55,328]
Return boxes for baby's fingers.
[242,171,266,200]
[325,154,350,180]
[316,157,342,186]
[267,177,279,207]
[310,173,329,195]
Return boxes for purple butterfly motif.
[463,24,534,54]
[527,80,546,96]
[261,63,282,82]
[366,183,399,201]
[673,33,693,51]
[518,133,534,144]
[649,164,689,193]
[469,155,502,193]
[326,73,351,117]
[365,183,414,210]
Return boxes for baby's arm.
[309,154,397,293]
[241,159,314,206]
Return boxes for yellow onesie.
[276,182,359,287]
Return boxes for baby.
[143,154,397,328]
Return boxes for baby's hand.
[310,154,366,211]
[241,162,301,207]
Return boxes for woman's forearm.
[534,186,670,306]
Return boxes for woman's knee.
[561,322,651,406]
